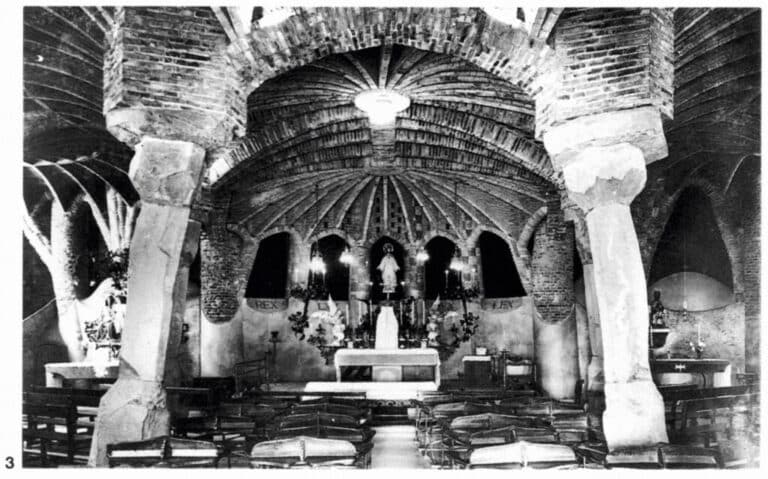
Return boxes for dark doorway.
[478,231,526,298]
[245,232,291,298]
[369,236,405,301]
[424,236,460,299]
[312,235,350,300]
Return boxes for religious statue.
[649,290,667,328]
[377,243,400,295]
[426,311,440,347]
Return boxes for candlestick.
[422,299,426,326]
[412,301,416,325]
[346,303,350,326]
[697,321,701,343]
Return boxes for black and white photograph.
[3,1,764,470]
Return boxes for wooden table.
[650,359,731,388]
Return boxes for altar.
[650,358,732,388]
[45,361,119,387]
[334,348,440,386]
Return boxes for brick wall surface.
[104,7,247,141]
[531,198,575,323]
[537,8,673,134]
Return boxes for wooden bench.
[670,393,760,467]
[662,385,755,430]
[22,391,96,465]
[107,436,221,468]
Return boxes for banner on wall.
[245,298,289,311]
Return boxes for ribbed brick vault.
[216,44,557,244]
[21,7,760,208]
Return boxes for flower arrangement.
[689,339,706,359]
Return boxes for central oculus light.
[354,89,410,126]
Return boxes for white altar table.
[45,361,119,387]
[334,349,440,386]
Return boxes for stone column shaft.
[554,142,667,450]
[89,138,205,466]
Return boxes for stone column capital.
[558,143,647,214]
[129,137,206,207]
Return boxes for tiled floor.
[371,425,432,469]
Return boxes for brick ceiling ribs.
[20,7,760,215]
[23,6,130,166]
[660,8,761,191]
[227,168,547,246]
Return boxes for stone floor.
[371,425,432,469]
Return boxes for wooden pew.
[661,385,755,430]
[670,393,760,468]
[107,436,221,468]
[22,392,95,465]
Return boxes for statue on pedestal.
[377,243,400,295]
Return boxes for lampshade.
[449,248,465,272]
[340,248,354,265]
[416,248,429,263]
[354,89,410,126]
[309,251,326,274]
[256,7,295,27]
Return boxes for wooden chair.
[22,392,94,465]
[107,436,221,468]
[469,441,579,469]
[671,393,759,468]
[249,436,369,469]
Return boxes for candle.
[346,303,350,325]
[412,301,416,325]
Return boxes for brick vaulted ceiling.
[219,44,554,244]
[23,6,133,167]
[22,7,761,230]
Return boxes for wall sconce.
[309,250,326,274]
[340,248,354,266]
[416,248,429,264]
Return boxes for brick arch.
[238,227,305,300]
[307,228,355,248]
[646,179,743,295]
[468,226,530,297]
[516,206,548,268]
[243,8,552,99]
[414,229,465,255]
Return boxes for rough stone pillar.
[50,199,87,362]
[582,264,604,392]
[546,140,668,450]
[89,139,205,466]
[531,201,579,400]
[570,211,604,392]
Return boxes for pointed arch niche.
[424,236,460,299]
[649,187,734,310]
[244,232,291,299]
[311,234,350,300]
[369,236,406,301]
[477,231,526,298]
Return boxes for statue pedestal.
[375,306,399,350]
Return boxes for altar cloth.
[375,306,399,349]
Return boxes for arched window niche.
[648,187,734,311]
[369,236,406,301]
[244,232,291,299]
[423,236,461,300]
[477,231,526,298]
[310,234,350,301]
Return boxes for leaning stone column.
[546,139,668,449]
[88,139,205,466]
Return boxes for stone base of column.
[602,379,668,450]
[88,378,170,467]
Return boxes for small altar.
[334,348,440,386]
[45,361,119,387]
[650,358,731,388]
